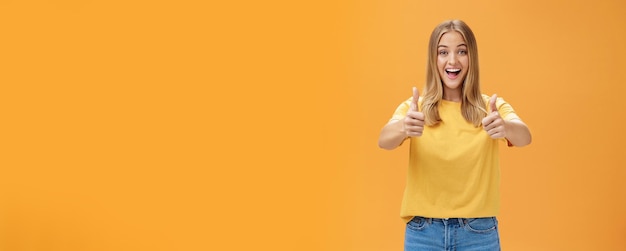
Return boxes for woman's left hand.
[482,94,506,139]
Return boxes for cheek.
[461,57,470,68]
[437,56,446,66]
[437,58,446,72]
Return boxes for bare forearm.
[378,120,408,150]
[504,119,532,147]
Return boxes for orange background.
[1,0,625,250]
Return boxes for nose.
[448,53,457,65]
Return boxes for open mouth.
[445,68,461,78]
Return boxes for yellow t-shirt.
[390,94,519,223]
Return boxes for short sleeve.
[389,97,415,122]
[495,97,520,122]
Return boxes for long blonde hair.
[422,20,487,127]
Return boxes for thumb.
[489,94,498,113]
[411,87,420,112]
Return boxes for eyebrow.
[437,44,467,48]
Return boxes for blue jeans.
[404,216,501,251]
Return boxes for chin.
[442,81,463,90]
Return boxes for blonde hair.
[422,20,487,126]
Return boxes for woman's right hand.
[403,87,425,137]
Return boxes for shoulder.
[481,93,520,120]
[481,94,491,102]
[390,97,412,117]
[397,96,425,109]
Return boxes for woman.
[378,20,531,251]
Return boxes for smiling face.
[437,31,469,101]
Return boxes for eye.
[439,50,448,55]
[458,50,467,55]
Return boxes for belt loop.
[427,218,432,224]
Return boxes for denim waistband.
[413,216,496,226]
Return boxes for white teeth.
[446,69,461,73]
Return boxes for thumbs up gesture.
[403,87,425,137]
[482,94,505,139]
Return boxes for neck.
[443,89,462,102]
